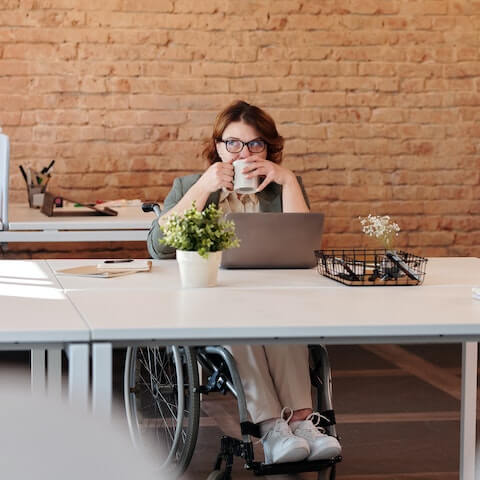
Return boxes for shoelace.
[258,406,295,444]
[303,412,331,435]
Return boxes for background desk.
[50,257,480,480]
[0,203,156,242]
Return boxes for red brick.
[303,92,346,107]
[371,108,406,123]
[456,47,479,61]
[448,0,474,14]
[445,63,480,78]
[349,0,399,14]
[123,0,173,12]
[359,62,398,76]
[337,77,377,91]
[307,139,355,154]
[399,1,448,15]
[327,124,374,139]
[178,94,236,110]
[346,93,393,107]
[230,79,256,93]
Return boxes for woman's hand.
[197,161,234,193]
[241,156,296,192]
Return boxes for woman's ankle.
[259,418,277,436]
[289,408,313,423]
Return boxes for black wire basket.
[315,249,428,286]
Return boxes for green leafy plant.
[160,202,239,258]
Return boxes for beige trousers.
[226,344,313,424]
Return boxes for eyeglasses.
[219,138,267,154]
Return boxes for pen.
[19,165,28,185]
[41,160,55,175]
[103,259,134,263]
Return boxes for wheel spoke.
[125,346,199,475]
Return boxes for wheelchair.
[123,203,342,479]
[124,344,341,480]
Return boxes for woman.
[148,100,341,464]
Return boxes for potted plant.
[160,202,239,288]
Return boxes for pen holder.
[28,186,45,208]
[25,167,51,208]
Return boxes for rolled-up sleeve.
[147,177,183,259]
[296,176,311,210]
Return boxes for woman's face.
[215,121,268,163]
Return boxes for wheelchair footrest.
[248,456,342,476]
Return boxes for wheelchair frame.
[124,344,341,480]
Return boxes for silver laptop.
[221,213,324,269]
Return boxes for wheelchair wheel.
[124,345,200,475]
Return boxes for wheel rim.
[124,346,189,469]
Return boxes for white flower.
[359,214,400,249]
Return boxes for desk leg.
[67,344,89,411]
[47,348,62,398]
[460,342,477,480]
[93,343,112,418]
[31,348,46,395]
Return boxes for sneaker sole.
[307,446,342,461]
[268,446,310,464]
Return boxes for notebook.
[56,260,152,278]
[221,213,324,269]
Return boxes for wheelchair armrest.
[142,202,161,217]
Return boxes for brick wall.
[1,0,479,258]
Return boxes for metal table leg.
[93,342,112,418]
[67,343,89,411]
[460,342,477,480]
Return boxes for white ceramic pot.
[176,250,222,288]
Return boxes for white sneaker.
[261,407,310,464]
[292,412,342,461]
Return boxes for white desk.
[57,257,480,480]
[69,283,480,343]
[0,203,155,242]
[0,260,90,408]
[49,256,480,290]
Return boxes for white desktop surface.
[0,260,89,343]
[48,257,480,291]
[7,203,154,231]
[424,257,480,286]
[0,260,90,408]
[67,284,480,343]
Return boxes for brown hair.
[202,100,284,164]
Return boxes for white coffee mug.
[233,159,258,194]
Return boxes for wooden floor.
[1,343,474,479]
[178,343,471,480]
